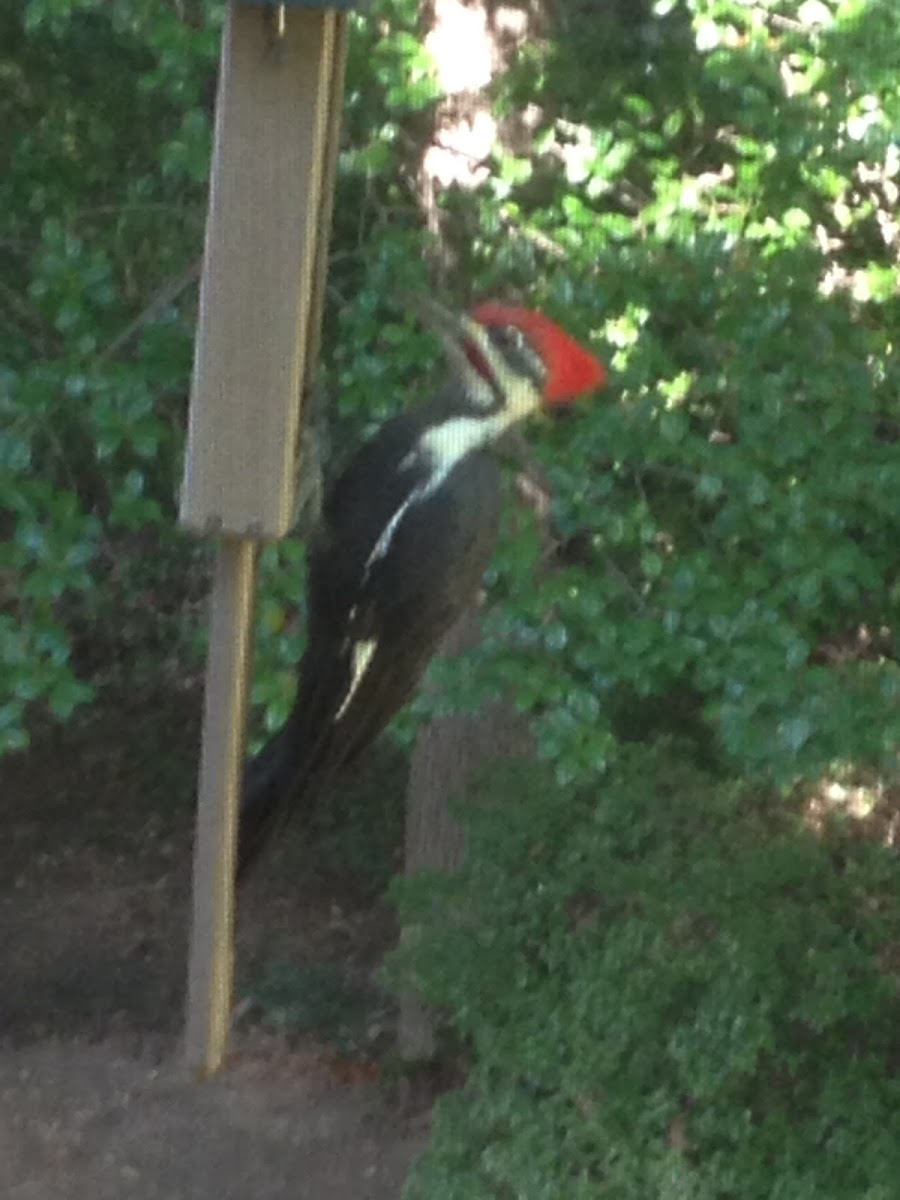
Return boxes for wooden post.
[181,4,341,540]
[184,537,258,1072]
[180,2,348,1076]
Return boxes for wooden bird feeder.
[179,0,357,1076]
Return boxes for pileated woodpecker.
[237,299,606,875]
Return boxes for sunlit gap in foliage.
[801,769,899,847]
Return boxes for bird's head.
[468,302,607,406]
[414,295,607,428]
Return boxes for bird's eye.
[490,324,545,387]
[495,325,527,352]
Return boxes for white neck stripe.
[364,377,541,573]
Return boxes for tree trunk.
[398,601,533,1060]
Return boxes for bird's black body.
[235,300,606,877]
[237,388,503,875]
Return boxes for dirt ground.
[0,680,430,1199]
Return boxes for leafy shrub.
[394,746,900,1199]
[1,0,217,748]
[415,0,900,788]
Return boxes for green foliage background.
[3,0,899,1191]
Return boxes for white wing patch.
[366,495,414,570]
[334,637,377,721]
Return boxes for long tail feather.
[236,643,344,879]
[235,724,299,879]
[235,616,444,879]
